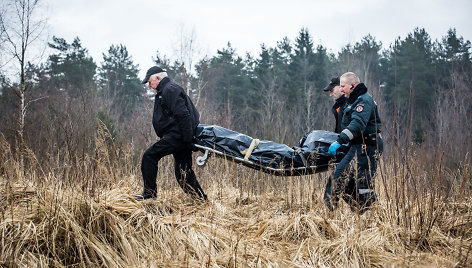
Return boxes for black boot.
[355,191,377,214]
[324,194,339,211]
[134,189,157,201]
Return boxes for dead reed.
[0,129,471,267]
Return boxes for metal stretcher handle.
[196,149,210,166]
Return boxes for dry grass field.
[1,130,471,267]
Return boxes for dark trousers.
[324,139,383,212]
[141,136,207,199]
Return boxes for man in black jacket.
[134,66,207,201]
[322,77,348,209]
[323,77,347,133]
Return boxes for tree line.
[1,26,471,167]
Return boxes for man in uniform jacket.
[135,66,207,201]
[325,72,383,213]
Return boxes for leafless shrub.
[434,70,472,166]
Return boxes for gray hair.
[340,72,360,84]
[150,71,168,80]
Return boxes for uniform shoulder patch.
[355,104,364,112]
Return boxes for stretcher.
[193,125,347,176]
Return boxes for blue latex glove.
[328,142,341,156]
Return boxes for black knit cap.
[142,66,165,84]
[323,77,340,92]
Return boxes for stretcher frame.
[194,144,337,176]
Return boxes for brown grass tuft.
[0,132,471,267]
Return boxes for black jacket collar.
[155,77,171,94]
[348,83,368,103]
[334,96,347,108]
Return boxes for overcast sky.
[45,0,472,78]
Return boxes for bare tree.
[434,70,472,164]
[0,0,47,147]
[172,23,203,95]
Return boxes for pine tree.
[382,28,436,141]
[438,28,472,76]
[200,43,250,129]
[337,34,382,85]
[98,44,144,120]
[47,36,97,98]
[289,28,315,105]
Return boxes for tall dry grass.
[1,125,471,267]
